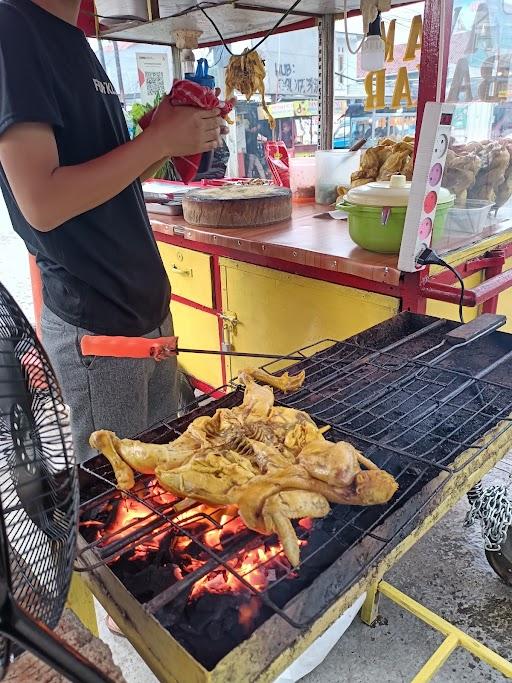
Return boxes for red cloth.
[138,80,233,184]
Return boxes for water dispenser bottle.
[186,59,216,175]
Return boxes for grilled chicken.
[90,368,398,566]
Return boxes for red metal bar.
[429,252,507,286]
[420,267,512,307]
[171,293,215,315]
[482,249,506,314]
[154,230,402,299]
[415,0,453,145]
[189,376,226,397]
[212,254,228,386]
[199,18,316,48]
[401,271,427,314]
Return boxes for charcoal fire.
[79,476,317,667]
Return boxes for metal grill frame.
[78,416,451,630]
[77,314,512,633]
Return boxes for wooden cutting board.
[182,186,292,228]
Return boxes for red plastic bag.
[138,80,233,184]
[264,141,290,188]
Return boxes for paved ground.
[0,199,511,682]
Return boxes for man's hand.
[0,91,234,231]
[148,99,223,158]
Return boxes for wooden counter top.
[149,204,402,287]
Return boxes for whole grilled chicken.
[90,368,398,566]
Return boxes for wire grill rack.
[263,339,512,473]
[78,329,512,630]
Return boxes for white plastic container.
[95,0,148,25]
[315,150,362,205]
[445,199,493,235]
[289,157,316,202]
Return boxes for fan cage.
[0,283,78,633]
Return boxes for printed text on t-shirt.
[93,79,117,95]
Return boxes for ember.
[79,475,312,635]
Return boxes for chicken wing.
[261,491,330,566]
[238,367,306,393]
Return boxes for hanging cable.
[198,0,305,56]
[343,0,365,55]
[86,0,303,56]
[417,247,465,324]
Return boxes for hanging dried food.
[225,49,275,128]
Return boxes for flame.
[189,538,291,631]
[82,483,313,633]
[101,497,152,543]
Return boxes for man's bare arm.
[0,102,222,231]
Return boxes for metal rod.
[318,14,335,150]
[234,2,322,17]
[112,41,125,105]
[144,532,256,614]
[6,605,113,683]
[178,348,306,361]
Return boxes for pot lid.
[345,174,453,207]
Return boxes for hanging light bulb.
[360,11,385,72]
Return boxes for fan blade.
[2,604,113,683]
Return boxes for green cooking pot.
[337,176,454,254]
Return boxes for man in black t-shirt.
[0,0,224,462]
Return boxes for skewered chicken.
[377,140,414,181]
[90,369,398,566]
[444,138,512,207]
[496,139,512,209]
[468,141,510,204]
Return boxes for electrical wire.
[197,0,305,56]
[447,262,466,325]
[417,248,465,324]
[206,46,227,68]
[343,0,365,55]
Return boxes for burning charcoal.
[194,592,223,613]
[206,621,223,641]
[123,565,174,601]
[188,593,229,633]
[222,608,237,633]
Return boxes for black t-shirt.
[0,0,170,335]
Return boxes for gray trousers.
[41,304,180,464]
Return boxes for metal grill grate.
[264,340,512,473]
[79,389,450,629]
[78,320,512,632]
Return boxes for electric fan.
[0,282,111,683]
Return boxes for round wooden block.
[182,186,292,227]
